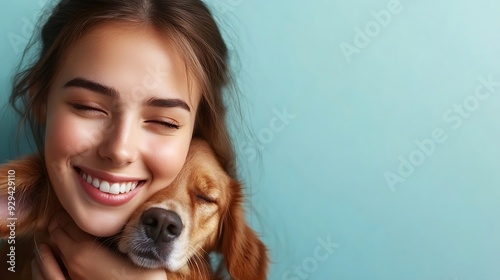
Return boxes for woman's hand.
[32,211,167,280]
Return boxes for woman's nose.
[97,119,139,167]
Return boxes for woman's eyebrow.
[144,97,191,112]
[63,77,191,112]
[64,77,118,98]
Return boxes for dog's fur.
[0,139,268,279]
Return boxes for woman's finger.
[31,258,46,280]
[33,243,66,280]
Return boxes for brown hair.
[10,0,239,178]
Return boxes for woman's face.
[43,22,201,236]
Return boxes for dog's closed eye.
[194,178,220,204]
[195,193,217,204]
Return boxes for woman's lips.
[74,167,145,206]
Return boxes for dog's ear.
[0,155,48,238]
[219,181,269,280]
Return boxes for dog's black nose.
[141,208,183,243]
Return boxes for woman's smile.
[72,165,147,206]
[75,166,145,194]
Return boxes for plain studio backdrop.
[2,0,500,279]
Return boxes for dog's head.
[117,139,268,279]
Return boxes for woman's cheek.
[146,136,190,190]
[46,111,104,160]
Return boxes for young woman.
[7,0,240,278]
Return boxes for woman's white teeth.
[109,183,119,195]
[79,171,139,194]
[119,183,126,194]
[100,181,110,193]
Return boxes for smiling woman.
[1,0,248,279]
[43,22,198,237]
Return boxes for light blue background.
[2,0,500,279]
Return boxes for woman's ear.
[219,181,269,280]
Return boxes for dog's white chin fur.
[128,252,186,271]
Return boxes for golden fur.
[0,139,268,279]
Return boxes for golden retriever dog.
[0,139,269,279]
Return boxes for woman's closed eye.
[70,102,107,115]
[145,120,180,130]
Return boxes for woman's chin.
[75,215,126,237]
